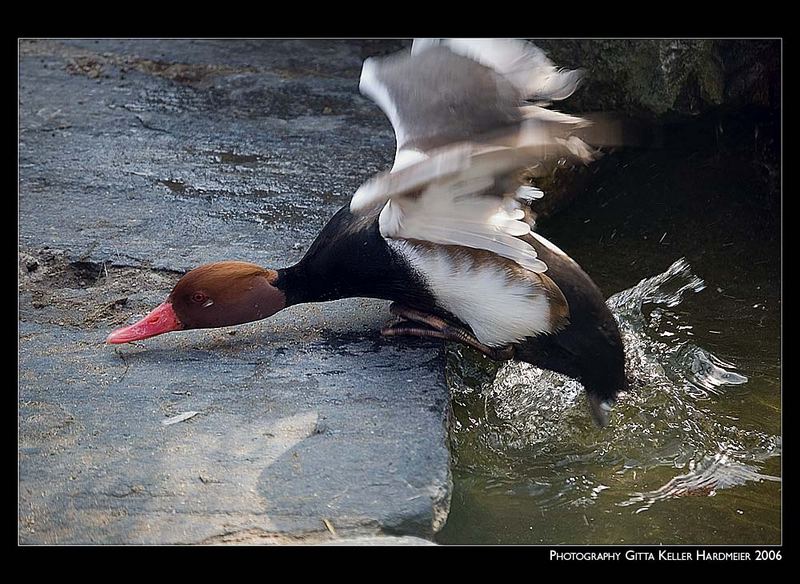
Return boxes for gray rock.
[316,535,436,546]
[19,39,451,545]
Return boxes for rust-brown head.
[106,261,286,344]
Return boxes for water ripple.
[447,257,780,513]
[619,450,781,513]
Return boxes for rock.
[19,39,451,545]
[316,535,436,546]
[534,39,779,117]
[523,39,780,219]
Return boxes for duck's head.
[564,315,629,427]
[106,261,286,344]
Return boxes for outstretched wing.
[351,38,593,273]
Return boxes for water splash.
[686,348,749,394]
[609,257,706,312]
[608,258,749,400]
[447,258,780,514]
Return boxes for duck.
[107,38,627,426]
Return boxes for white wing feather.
[379,187,547,273]
[355,39,592,273]
[359,57,408,154]
[372,138,557,273]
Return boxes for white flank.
[389,240,553,347]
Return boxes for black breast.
[276,205,437,310]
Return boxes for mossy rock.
[534,39,778,118]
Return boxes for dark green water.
[437,112,781,545]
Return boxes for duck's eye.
[191,292,207,304]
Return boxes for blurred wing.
[353,38,593,273]
[412,38,585,102]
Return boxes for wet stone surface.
[18,39,450,544]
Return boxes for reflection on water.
[620,451,780,514]
[440,258,780,544]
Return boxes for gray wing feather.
[354,39,592,273]
[361,46,524,154]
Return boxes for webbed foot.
[381,303,515,361]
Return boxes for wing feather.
[354,38,594,273]
[432,38,585,102]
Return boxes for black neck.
[273,205,435,310]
